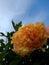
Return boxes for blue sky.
[0,0,49,33]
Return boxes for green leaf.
[10,31,15,36]
[0,43,5,52]
[0,39,5,52]
[12,20,22,31]
[1,43,5,48]
[6,32,11,43]
[17,21,22,27]
[15,21,22,31]
[0,51,8,61]
[0,47,3,52]
[0,39,4,43]
[12,20,16,31]
[0,32,6,36]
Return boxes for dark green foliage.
[12,20,22,31]
[0,33,6,37]
[0,20,22,65]
[0,20,49,65]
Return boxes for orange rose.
[11,22,49,56]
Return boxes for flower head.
[11,22,48,56]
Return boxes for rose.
[12,22,49,57]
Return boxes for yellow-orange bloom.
[11,22,48,56]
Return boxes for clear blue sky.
[0,0,49,33]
